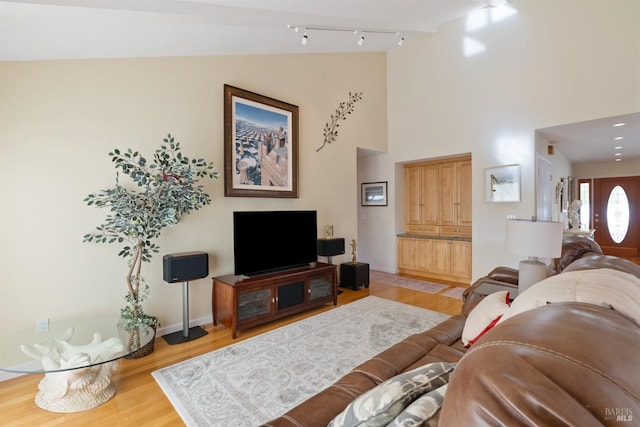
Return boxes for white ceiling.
[0,0,484,60]
[1,0,637,164]
[537,113,640,164]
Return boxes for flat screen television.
[233,210,318,276]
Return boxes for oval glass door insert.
[606,185,630,243]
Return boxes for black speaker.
[163,252,209,283]
[317,238,345,257]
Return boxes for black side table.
[340,262,370,290]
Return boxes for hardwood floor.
[0,277,464,427]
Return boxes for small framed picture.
[485,164,520,202]
[325,225,334,238]
[361,181,388,206]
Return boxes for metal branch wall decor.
[317,91,363,152]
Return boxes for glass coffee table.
[0,318,154,413]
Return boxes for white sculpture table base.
[21,328,124,413]
[34,360,120,412]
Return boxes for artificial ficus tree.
[84,133,218,329]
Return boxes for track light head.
[358,34,365,46]
[301,30,308,45]
[398,36,405,46]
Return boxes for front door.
[593,176,639,257]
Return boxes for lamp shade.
[505,219,563,259]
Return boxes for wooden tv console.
[212,262,337,338]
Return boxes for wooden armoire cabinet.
[398,155,472,284]
[404,163,439,235]
[438,159,472,237]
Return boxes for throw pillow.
[386,383,448,427]
[461,290,510,347]
[328,362,456,427]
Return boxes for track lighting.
[288,25,407,48]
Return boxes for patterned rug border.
[152,296,449,426]
[440,286,465,300]
[370,270,448,294]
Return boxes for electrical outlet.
[36,318,49,333]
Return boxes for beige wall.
[574,158,640,179]
[0,53,387,335]
[359,0,640,279]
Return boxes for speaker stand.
[163,280,208,345]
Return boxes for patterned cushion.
[328,362,456,427]
[387,383,448,427]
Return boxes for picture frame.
[485,164,520,202]
[361,181,388,206]
[224,84,299,198]
[324,225,334,238]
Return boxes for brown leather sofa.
[263,235,640,427]
[461,234,606,316]
[439,301,640,426]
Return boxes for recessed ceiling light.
[613,122,626,127]
[615,152,622,156]
[615,146,623,150]
[615,158,622,162]
[614,136,624,140]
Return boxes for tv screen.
[233,210,318,276]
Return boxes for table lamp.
[505,218,563,292]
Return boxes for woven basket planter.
[124,317,158,359]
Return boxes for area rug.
[370,270,448,294]
[152,296,449,427]
[440,287,466,300]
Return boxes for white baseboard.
[0,360,40,382]
[156,315,212,337]
[0,372,23,382]
[368,265,396,274]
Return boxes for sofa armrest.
[555,234,603,272]
[486,266,519,285]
